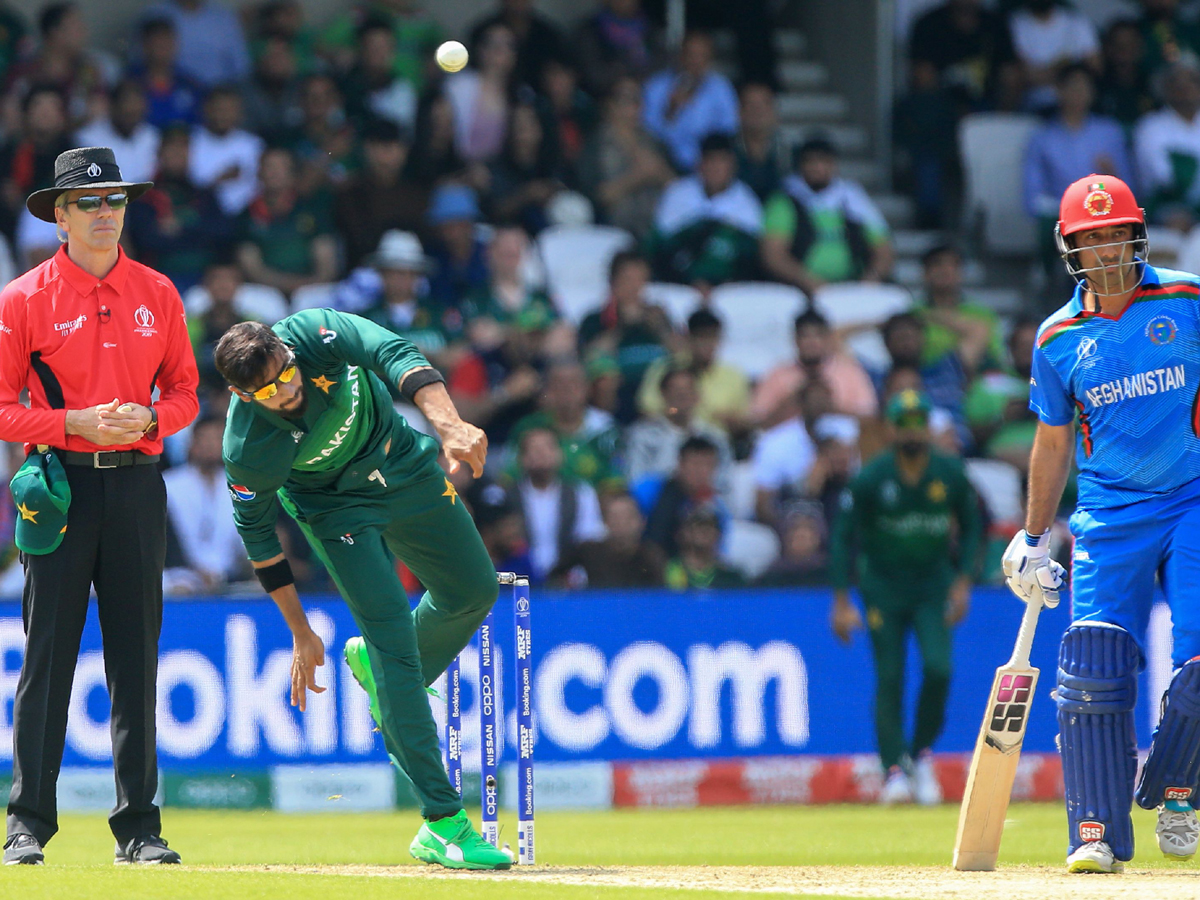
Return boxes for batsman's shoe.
[1157,800,1200,861]
[344,636,382,728]
[912,753,943,806]
[114,835,181,865]
[3,833,43,865]
[1066,841,1123,874]
[410,810,513,870]
[879,766,913,805]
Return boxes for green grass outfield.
[0,803,1185,900]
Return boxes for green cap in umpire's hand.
[9,447,71,554]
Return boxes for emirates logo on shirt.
[133,305,158,337]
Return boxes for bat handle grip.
[1007,598,1043,670]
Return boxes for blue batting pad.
[1056,623,1140,859]
[1136,660,1200,810]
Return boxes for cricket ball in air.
[436,40,469,73]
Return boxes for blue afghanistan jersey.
[1030,264,1200,510]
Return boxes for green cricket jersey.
[223,308,439,562]
[829,449,982,590]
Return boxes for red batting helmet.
[1054,174,1148,294]
[1057,174,1144,237]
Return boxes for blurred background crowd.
[0,0,1181,595]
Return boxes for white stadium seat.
[812,281,912,328]
[644,282,703,328]
[709,282,807,380]
[964,458,1024,530]
[959,113,1040,256]
[291,282,339,312]
[1174,225,1200,276]
[721,519,782,580]
[182,282,289,324]
[536,225,634,324]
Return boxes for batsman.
[1010,174,1200,873]
[214,310,512,870]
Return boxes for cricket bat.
[952,596,1044,871]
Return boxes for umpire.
[0,148,199,865]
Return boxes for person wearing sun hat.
[829,388,981,809]
[0,146,199,866]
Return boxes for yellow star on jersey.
[311,374,337,393]
[17,502,38,523]
[443,478,458,505]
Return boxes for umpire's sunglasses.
[64,192,129,213]
[243,351,298,401]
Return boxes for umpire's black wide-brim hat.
[26,146,153,223]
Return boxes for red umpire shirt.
[0,245,199,449]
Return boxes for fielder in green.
[829,389,982,806]
[214,309,511,870]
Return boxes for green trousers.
[285,452,498,819]
[861,570,953,772]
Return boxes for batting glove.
[1001,529,1065,609]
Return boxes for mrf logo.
[1079,821,1105,842]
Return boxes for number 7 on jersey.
[953,598,1044,871]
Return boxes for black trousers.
[7,463,166,846]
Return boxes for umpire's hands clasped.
[290,628,326,712]
[1001,529,1065,609]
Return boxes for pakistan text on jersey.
[304,366,360,464]
[1084,365,1186,409]
[879,512,951,537]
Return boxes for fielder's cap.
[368,230,428,271]
[9,448,71,555]
[26,146,153,222]
[427,184,480,225]
[885,388,932,425]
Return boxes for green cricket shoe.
[343,637,382,728]
[410,810,513,870]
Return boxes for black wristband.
[399,367,446,403]
[255,558,295,593]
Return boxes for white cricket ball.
[117,404,135,413]
[436,40,469,73]
[502,845,515,863]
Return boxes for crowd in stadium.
[0,0,1187,595]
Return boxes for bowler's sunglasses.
[66,192,128,213]
[244,351,298,401]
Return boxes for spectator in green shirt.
[914,244,1004,374]
[646,132,763,290]
[319,0,442,91]
[579,250,677,423]
[360,229,466,372]
[760,136,893,296]
[964,315,1040,476]
[236,146,338,296]
[508,357,623,491]
[664,503,745,590]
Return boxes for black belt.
[59,451,161,469]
